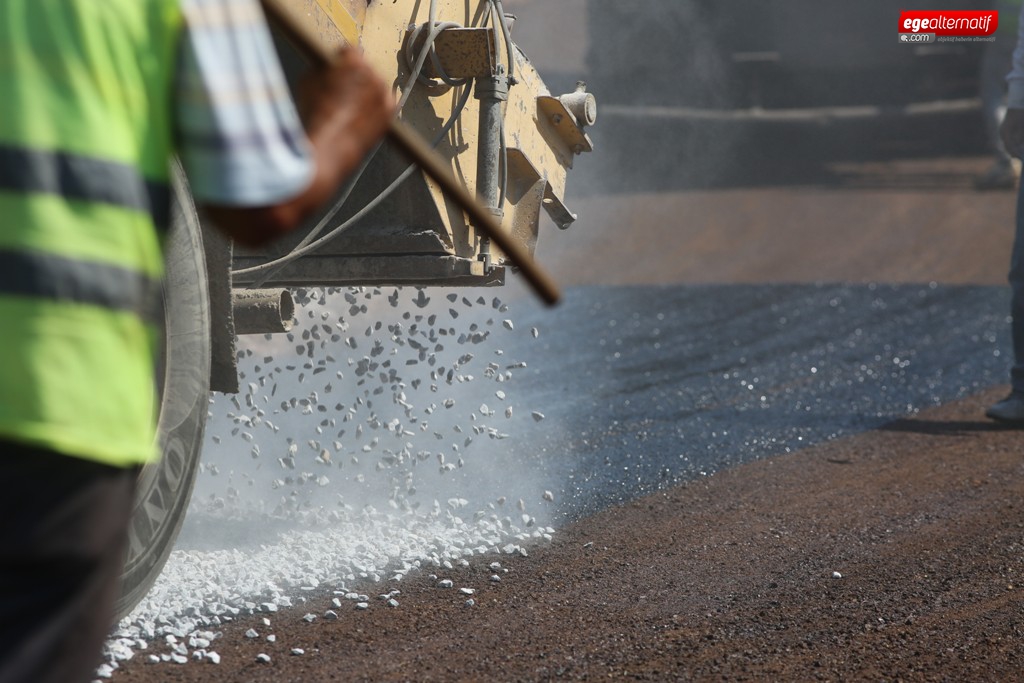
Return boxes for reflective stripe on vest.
[0,0,182,467]
[0,145,171,232]
[0,249,162,324]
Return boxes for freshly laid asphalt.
[506,283,1011,521]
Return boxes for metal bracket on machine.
[405,27,498,82]
[506,147,578,231]
[537,95,594,156]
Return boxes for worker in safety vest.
[989,0,1024,421]
[0,1,392,681]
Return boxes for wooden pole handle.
[259,0,561,305]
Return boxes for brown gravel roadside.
[539,157,1017,289]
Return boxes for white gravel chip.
[291,648,305,656]
[189,637,211,649]
[459,587,475,595]
[245,628,259,639]
[303,613,317,623]
[256,653,271,664]
[832,571,843,579]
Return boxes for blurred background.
[501,0,1016,288]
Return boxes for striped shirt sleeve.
[174,0,314,206]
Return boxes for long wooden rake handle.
[259,0,562,306]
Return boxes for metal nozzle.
[232,288,295,335]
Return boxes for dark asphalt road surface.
[506,283,1011,521]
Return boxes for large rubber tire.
[113,165,211,620]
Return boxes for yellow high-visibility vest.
[0,0,182,466]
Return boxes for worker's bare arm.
[203,47,393,247]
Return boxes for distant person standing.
[987,0,1024,421]
[976,0,1021,190]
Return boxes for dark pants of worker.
[0,440,137,683]
[1012,182,1024,394]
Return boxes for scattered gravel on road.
[100,287,552,676]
